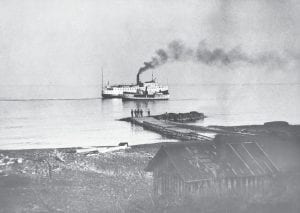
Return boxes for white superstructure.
[102,79,168,98]
[102,84,139,98]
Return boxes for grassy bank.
[1,143,300,213]
[0,144,161,213]
[1,120,300,212]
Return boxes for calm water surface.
[0,84,299,149]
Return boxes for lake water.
[0,84,299,150]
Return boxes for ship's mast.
[101,67,104,91]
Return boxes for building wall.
[153,169,273,198]
[153,157,182,197]
[150,149,274,198]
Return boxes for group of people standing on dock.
[131,109,151,118]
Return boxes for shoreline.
[0,142,159,212]
[1,120,300,212]
[1,120,299,151]
[0,141,170,152]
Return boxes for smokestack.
[136,73,140,85]
[136,62,155,84]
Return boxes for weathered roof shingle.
[146,138,278,182]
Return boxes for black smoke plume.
[138,40,287,74]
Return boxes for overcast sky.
[0,0,299,98]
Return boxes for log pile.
[154,111,205,122]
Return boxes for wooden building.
[145,135,279,198]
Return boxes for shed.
[145,138,278,197]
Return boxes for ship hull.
[122,93,170,101]
[101,93,122,98]
[102,89,126,98]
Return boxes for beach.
[1,122,300,212]
[0,144,161,212]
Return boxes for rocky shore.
[0,144,163,213]
[1,121,300,212]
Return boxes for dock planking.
[130,117,217,141]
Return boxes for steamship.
[122,88,170,101]
[102,73,169,99]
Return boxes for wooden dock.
[131,117,217,141]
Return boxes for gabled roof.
[145,142,218,182]
[219,142,278,178]
[145,140,278,182]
